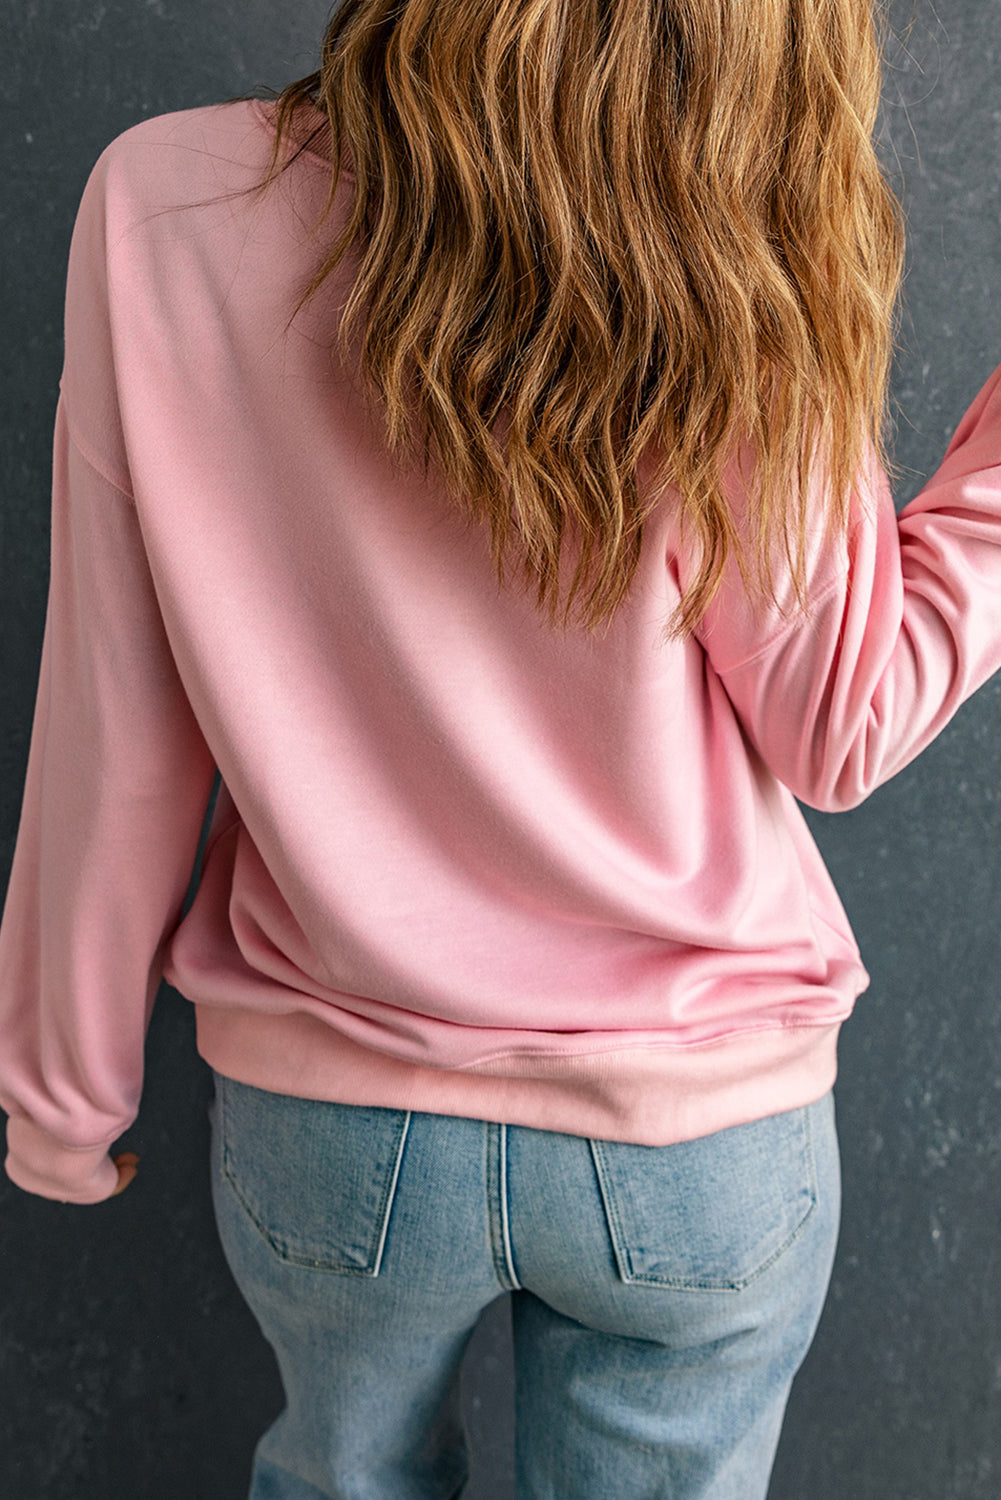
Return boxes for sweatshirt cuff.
[4,1114,122,1203]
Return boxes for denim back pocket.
[216,1072,412,1276]
[589,1100,819,1291]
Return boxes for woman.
[1,1,998,1496]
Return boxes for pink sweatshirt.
[3,99,1001,1204]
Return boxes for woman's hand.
[111,1150,140,1196]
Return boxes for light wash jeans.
[207,1069,841,1500]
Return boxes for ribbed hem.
[194,1003,844,1146]
[5,1115,121,1204]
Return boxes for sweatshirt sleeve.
[0,401,217,1205]
[694,359,1001,813]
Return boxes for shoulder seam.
[713,571,846,677]
[60,393,136,504]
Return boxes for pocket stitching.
[368,1109,412,1276]
[589,1104,819,1293]
[218,1076,412,1276]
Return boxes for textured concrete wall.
[2,3,999,1496]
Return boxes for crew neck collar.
[249,96,354,178]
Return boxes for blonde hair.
[230,0,907,640]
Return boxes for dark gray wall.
[2,3,1000,1496]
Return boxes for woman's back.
[4,4,1001,1495]
[5,94,1001,1201]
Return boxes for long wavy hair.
[226,0,908,640]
